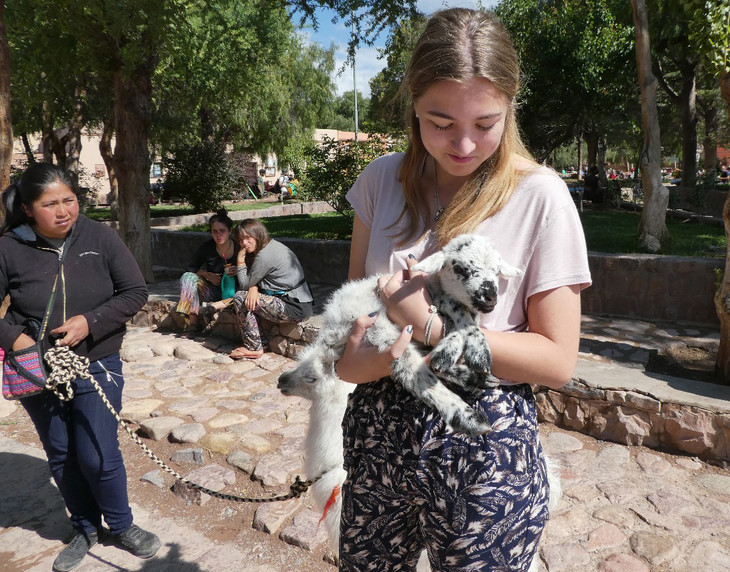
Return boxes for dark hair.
[0,163,78,235]
[233,218,271,266]
[208,208,233,232]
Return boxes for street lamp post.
[352,16,358,142]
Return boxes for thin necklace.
[216,239,232,259]
[433,164,444,222]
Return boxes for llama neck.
[305,392,348,478]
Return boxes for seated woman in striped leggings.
[229,218,313,359]
[175,209,239,336]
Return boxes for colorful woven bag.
[2,345,48,399]
[2,252,64,400]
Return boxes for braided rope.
[43,346,317,503]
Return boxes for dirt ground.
[3,407,334,571]
[646,345,719,384]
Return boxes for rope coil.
[44,346,318,503]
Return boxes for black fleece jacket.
[0,215,148,361]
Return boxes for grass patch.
[579,209,726,257]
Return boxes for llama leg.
[461,325,493,373]
[429,331,465,373]
[391,348,492,435]
[436,366,501,391]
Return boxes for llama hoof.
[429,350,458,373]
[451,409,493,436]
[472,372,501,389]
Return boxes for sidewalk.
[1,285,729,570]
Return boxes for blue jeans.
[21,353,133,536]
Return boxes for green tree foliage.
[290,0,420,57]
[367,13,426,133]
[152,2,335,158]
[162,141,240,212]
[1,0,421,277]
[301,135,405,214]
[497,0,638,162]
[320,90,370,131]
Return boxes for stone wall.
[152,231,350,287]
[152,230,724,326]
[580,253,722,326]
[534,381,729,464]
[669,186,727,217]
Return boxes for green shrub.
[301,135,406,215]
[162,141,241,212]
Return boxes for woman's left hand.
[50,315,90,348]
[376,258,434,343]
[245,286,260,311]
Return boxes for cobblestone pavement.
[0,323,729,571]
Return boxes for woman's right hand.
[334,313,414,384]
[11,333,36,351]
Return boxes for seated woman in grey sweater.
[230,219,313,359]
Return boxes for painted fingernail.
[368,311,378,317]
[406,325,413,333]
[408,254,416,259]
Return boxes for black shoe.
[116,524,161,559]
[53,530,98,572]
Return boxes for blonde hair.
[396,8,538,247]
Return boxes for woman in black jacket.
[0,163,160,572]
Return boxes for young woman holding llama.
[334,8,591,571]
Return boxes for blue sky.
[299,1,498,98]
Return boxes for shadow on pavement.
[0,452,71,542]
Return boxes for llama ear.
[499,259,523,278]
[411,251,446,274]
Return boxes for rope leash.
[43,346,318,503]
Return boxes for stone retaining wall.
[152,230,724,326]
[534,381,729,465]
[152,232,350,287]
[580,253,722,326]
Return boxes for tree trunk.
[631,0,669,253]
[66,81,87,189]
[577,134,583,180]
[41,101,68,167]
[702,100,718,173]
[112,66,153,281]
[598,136,608,187]
[679,70,697,188]
[714,69,730,384]
[585,129,598,170]
[199,106,215,143]
[0,0,11,191]
[99,113,119,219]
[722,71,730,121]
[21,132,35,163]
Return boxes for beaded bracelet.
[424,305,439,347]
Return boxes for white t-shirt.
[346,152,592,334]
